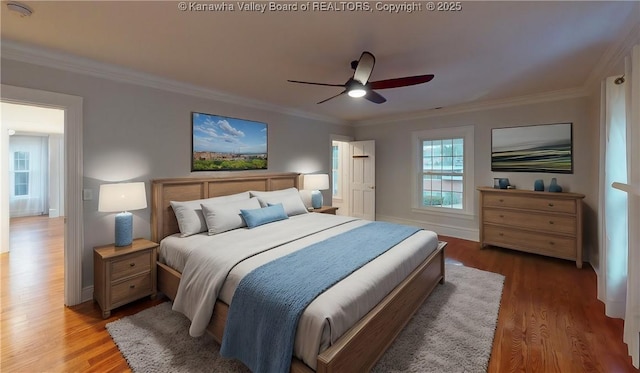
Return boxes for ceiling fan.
[288,51,434,104]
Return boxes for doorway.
[3,103,65,308]
[330,135,376,220]
[1,84,84,306]
[331,135,353,216]
[4,103,65,220]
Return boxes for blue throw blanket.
[220,221,421,373]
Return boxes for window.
[331,141,342,199]
[412,126,474,217]
[13,151,30,197]
[422,138,464,209]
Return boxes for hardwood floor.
[1,216,163,373]
[1,218,637,372]
[445,236,636,373]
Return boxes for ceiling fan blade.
[368,74,434,90]
[364,90,386,104]
[287,80,345,87]
[317,90,347,104]
[352,51,375,85]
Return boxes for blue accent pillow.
[240,203,288,229]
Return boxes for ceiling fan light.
[348,89,366,98]
[6,1,33,17]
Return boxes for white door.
[349,140,375,220]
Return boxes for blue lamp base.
[311,190,323,209]
[115,212,133,247]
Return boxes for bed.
[150,172,445,373]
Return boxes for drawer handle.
[129,285,136,289]
[499,214,504,218]
[129,263,136,267]
[498,233,504,236]
[548,203,554,207]
[549,241,555,245]
[499,199,504,203]
[549,221,554,225]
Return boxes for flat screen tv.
[191,112,268,171]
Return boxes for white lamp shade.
[98,182,147,212]
[304,174,330,191]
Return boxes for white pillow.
[249,188,308,216]
[170,191,250,237]
[201,197,261,235]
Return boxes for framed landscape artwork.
[191,112,268,171]
[491,122,573,173]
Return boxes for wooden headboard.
[151,172,301,242]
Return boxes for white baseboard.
[81,286,94,303]
[376,214,479,242]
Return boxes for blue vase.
[498,178,510,189]
[311,190,323,208]
[548,178,562,192]
[534,179,544,191]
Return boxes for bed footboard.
[316,246,444,373]
[156,243,445,373]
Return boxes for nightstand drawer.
[111,273,152,307]
[111,251,151,281]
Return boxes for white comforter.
[163,213,438,370]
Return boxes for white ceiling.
[1,1,638,123]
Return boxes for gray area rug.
[106,263,504,373]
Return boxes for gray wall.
[0,57,604,288]
[1,59,353,287]
[354,96,598,258]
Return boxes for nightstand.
[93,238,158,319]
[311,206,339,215]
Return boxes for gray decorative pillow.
[201,197,261,235]
[170,191,250,237]
[249,188,308,216]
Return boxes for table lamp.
[98,182,147,247]
[304,174,330,209]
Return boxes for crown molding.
[354,86,588,127]
[583,6,640,92]
[0,40,348,126]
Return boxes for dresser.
[94,238,158,318]
[477,187,585,268]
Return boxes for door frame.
[330,134,353,215]
[1,84,84,306]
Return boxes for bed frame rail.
[156,246,445,373]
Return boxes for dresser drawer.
[483,194,575,214]
[111,273,153,307]
[483,209,576,235]
[484,225,576,260]
[111,251,151,281]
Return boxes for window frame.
[331,143,342,200]
[329,134,353,204]
[12,151,31,198]
[411,125,475,219]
